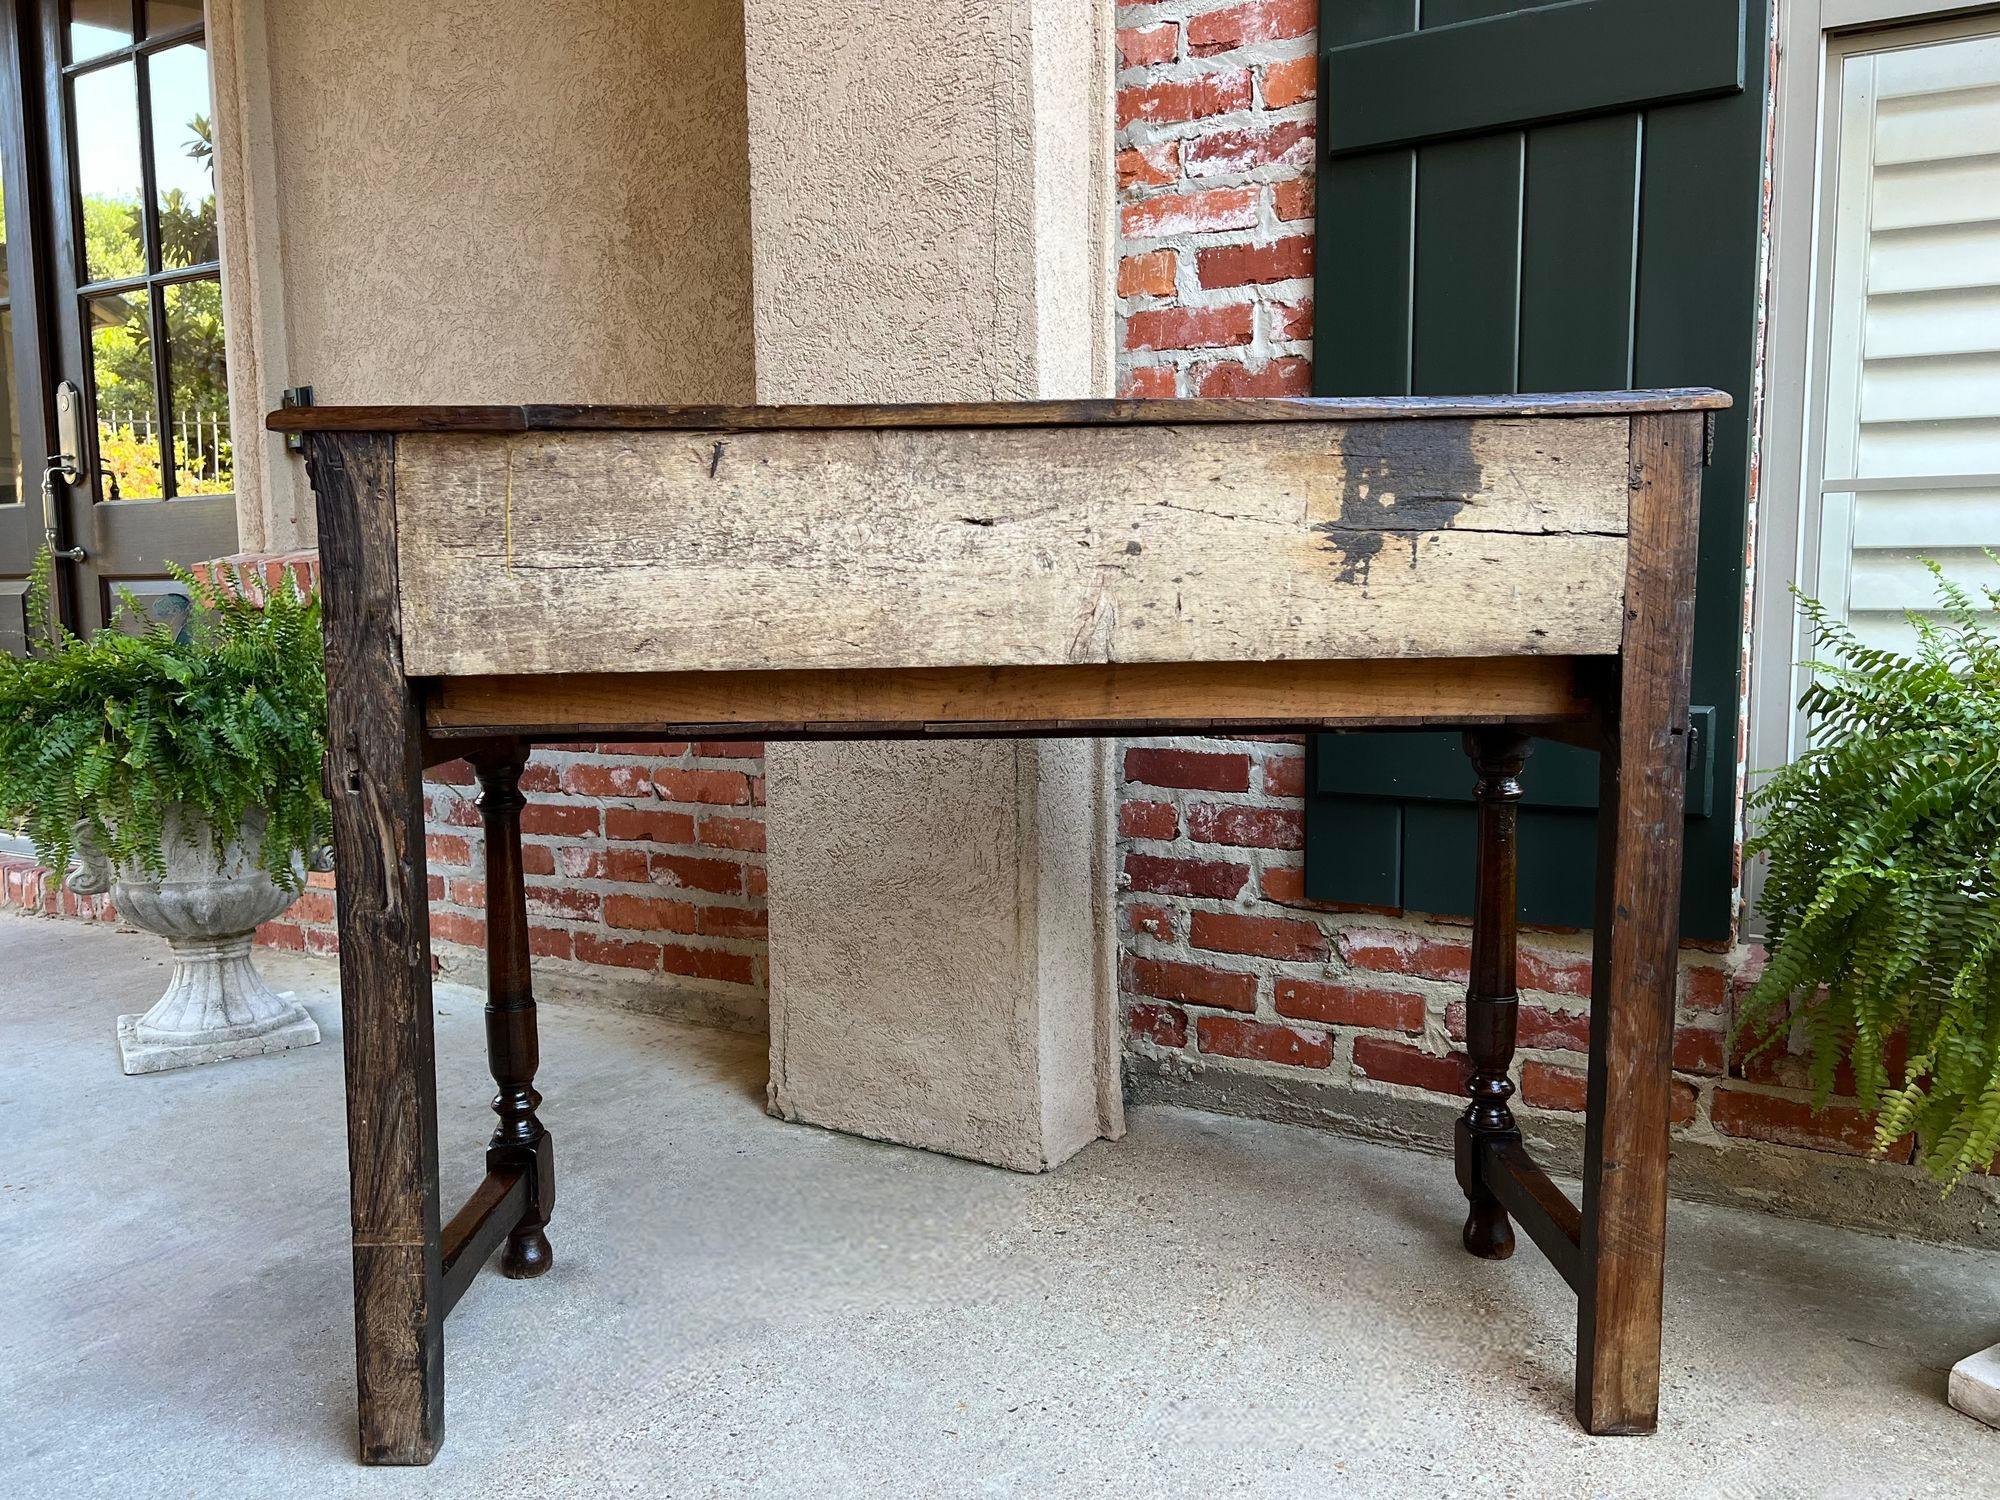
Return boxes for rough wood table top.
[265,389,1731,434]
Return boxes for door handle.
[45,380,86,562]
[42,457,85,562]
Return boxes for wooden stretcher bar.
[272,391,1723,1464]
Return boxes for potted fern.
[0,557,331,1074]
[1736,564,2000,1188]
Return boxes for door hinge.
[1684,705,1717,819]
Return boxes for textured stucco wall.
[745,0,1121,1172]
[215,0,756,549]
[762,743,1109,1169]
[743,0,1113,401]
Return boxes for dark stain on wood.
[1314,421,1481,584]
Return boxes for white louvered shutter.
[1816,28,2000,651]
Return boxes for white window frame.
[1744,0,2000,930]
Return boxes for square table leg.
[1574,410,1703,1436]
[311,432,446,1464]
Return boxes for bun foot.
[501,1227,553,1279]
[1462,1203,1516,1260]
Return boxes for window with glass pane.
[166,279,228,492]
[70,9,229,504]
[67,0,132,63]
[149,44,216,268]
[89,289,159,499]
[74,62,142,284]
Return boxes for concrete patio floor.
[4,916,1996,1498]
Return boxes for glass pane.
[110,580,192,641]
[0,310,19,507]
[150,43,216,268]
[68,0,133,63]
[75,63,146,283]
[165,278,230,494]
[0,169,9,299]
[145,2,203,36]
[88,289,161,500]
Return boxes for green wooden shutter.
[1305,0,1768,942]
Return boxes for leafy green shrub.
[0,554,328,892]
[1737,565,2000,1189]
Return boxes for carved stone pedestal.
[69,807,323,1076]
[114,932,320,1075]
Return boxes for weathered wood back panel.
[393,416,1634,679]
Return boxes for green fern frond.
[0,563,327,895]
[1739,567,2000,1191]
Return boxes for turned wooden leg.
[312,432,445,1465]
[470,743,555,1279]
[1455,729,1531,1260]
[1575,411,1702,1436]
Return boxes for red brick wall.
[1108,728,1954,1168]
[0,857,121,923]
[260,742,769,1024]
[1116,0,1316,398]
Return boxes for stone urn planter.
[69,806,327,1075]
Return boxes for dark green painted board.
[1425,0,1570,23]
[1333,0,1420,45]
[1519,114,1641,389]
[1631,96,1768,941]
[1312,709,1718,820]
[1325,0,1748,156]
[1302,795,1403,912]
[1413,134,1524,395]
[1401,801,1601,928]
[1313,152,1414,397]
[1306,0,1770,942]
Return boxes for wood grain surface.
[425,656,1596,739]
[309,432,446,1464]
[1576,410,1704,1436]
[395,417,1633,678]
[266,389,1730,432]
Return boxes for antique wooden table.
[270,391,1725,1464]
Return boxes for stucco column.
[743,0,1123,1171]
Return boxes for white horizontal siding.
[1818,28,2000,654]
[1864,285,2000,359]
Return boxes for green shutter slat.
[1424,0,1571,25]
[1633,93,1766,942]
[1323,0,1420,48]
[1311,711,1717,818]
[1302,791,1404,909]
[1314,152,1415,397]
[1519,114,1642,390]
[1402,802,1602,927]
[1413,133,1525,395]
[1324,0,1747,157]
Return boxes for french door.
[0,0,236,648]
